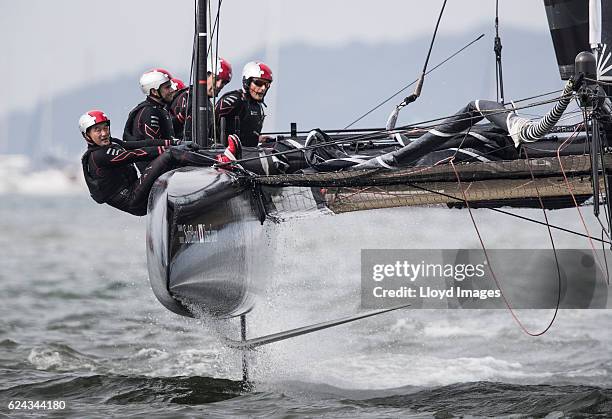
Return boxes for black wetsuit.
[216,89,265,147]
[123,97,176,172]
[168,87,191,140]
[81,138,217,216]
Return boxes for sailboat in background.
[0,90,84,195]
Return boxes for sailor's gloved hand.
[172,141,203,151]
[403,93,418,105]
[569,72,585,92]
[171,143,193,152]
[182,141,202,150]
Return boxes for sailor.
[168,57,233,141]
[168,77,188,137]
[215,61,273,147]
[349,75,584,170]
[172,77,186,92]
[123,68,177,171]
[80,110,240,216]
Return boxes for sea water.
[1,191,612,417]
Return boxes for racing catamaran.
[146,0,612,377]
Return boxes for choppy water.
[2,194,612,418]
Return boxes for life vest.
[216,90,265,147]
[81,149,108,204]
[81,142,139,205]
[123,98,175,143]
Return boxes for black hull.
[147,167,263,318]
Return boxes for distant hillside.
[2,26,561,161]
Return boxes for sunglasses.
[251,79,271,88]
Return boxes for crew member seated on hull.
[216,61,273,147]
[349,75,585,170]
[80,110,242,216]
[168,57,233,141]
[123,68,178,172]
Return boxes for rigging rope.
[227,94,576,168]
[596,124,612,243]
[207,0,215,141]
[556,111,610,283]
[343,4,472,130]
[207,0,223,55]
[397,182,611,245]
[207,0,224,143]
[494,0,505,104]
[185,0,198,141]
[265,91,571,137]
[450,156,560,336]
[186,0,224,143]
[586,77,612,87]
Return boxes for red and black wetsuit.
[168,87,191,140]
[215,89,265,147]
[168,86,217,142]
[123,97,176,171]
[81,138,217,216]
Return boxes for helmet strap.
[149,89,165,104]
[82,132,95,145]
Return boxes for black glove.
[402,93,418,105]
[171,143,191,152]
[185,141,205,151]
[569,72,585,92]
[173,140,202,150]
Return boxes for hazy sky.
[0,0,549,117]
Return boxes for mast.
[494,0,505,104]
[193,0,209,147]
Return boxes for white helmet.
[139,68,173,96]
[79,110,110,135]
[242,61,273,83]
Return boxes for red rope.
[450,156,559,336]
[556,124,609,283]
[448,122,610,335]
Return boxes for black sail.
[544,0,590,80]
[544,0,612,87]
